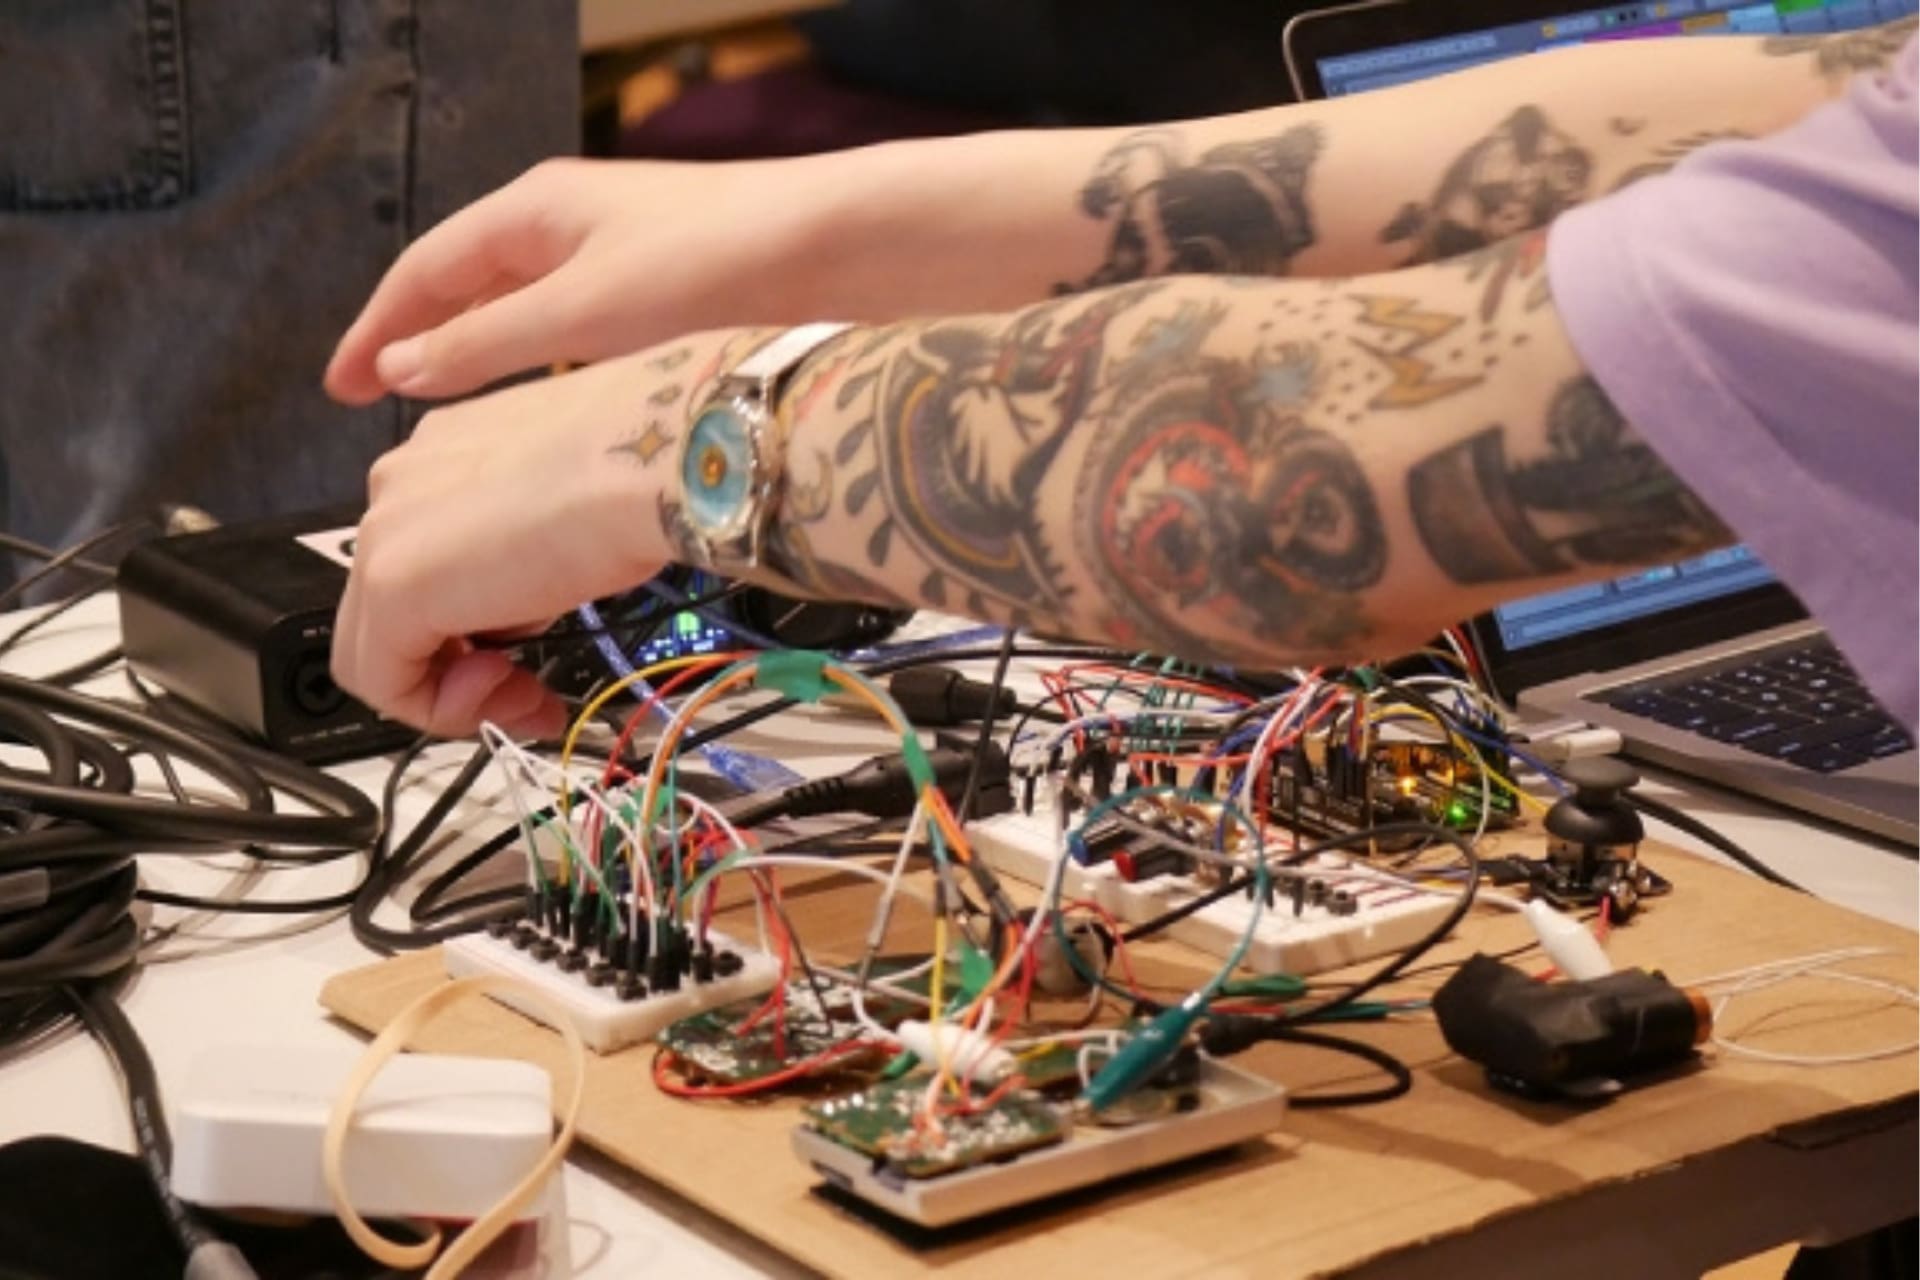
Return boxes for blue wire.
[638,578,785,652]
[573,599,799,793]
[1448,722,1568,795]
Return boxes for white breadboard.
[442,928,780,1054]
[968,804,1456,977]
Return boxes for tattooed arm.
[1046,19,1914,287]
[326,20,1913,403]
[330,226,1738,732]
[737,234,1728,669]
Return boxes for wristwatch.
[672,321,853,574]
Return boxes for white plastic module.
[442,928,780,1054]
[968,804,1457,977]
[170,1042,554,1221]
[791,1055,1287,1227]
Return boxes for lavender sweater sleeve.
[1547,37,1919,730]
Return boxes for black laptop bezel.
[1468,579,1810,704]
[1283,0,1689,99]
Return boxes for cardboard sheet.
[321,835,1918,1278]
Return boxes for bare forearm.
[801,21,1910,313]
[719,236,1730,669]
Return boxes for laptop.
[1285,0,1920,846]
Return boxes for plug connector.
[721,740,1012,828]
[883,666,1019,727]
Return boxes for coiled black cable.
[0,670,378,1278]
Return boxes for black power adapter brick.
[117,508,413,764]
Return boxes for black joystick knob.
[1544,757,1644,879]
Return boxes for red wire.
[1127,749,1251,769]
[1059,897,1146,997]
[1056,663,1254,705]
[734,874,793,1037]
[597,662,723,790]
[652,1041,883,1099]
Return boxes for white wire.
[651,788,773,954]
[477,725,561,893]
[850,803,927,1042]
[483,731,660,925]
[693,853,938,916]
[1075,1037,1120,1091]
[1004,1028,1126,1052]
[1680,946,1895,989]
[1325,861,1530,913]
[1681,948,1918,1067]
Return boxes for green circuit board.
[801,1077,1069,1178]
[658,977,916,1085]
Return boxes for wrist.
[633,324,862,585]
[595,331,747,579]
[789,130,1095,318]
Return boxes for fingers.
[368,270,585,400]
[325,171,581,404]
[428,650,568,741]
[331,572,445,732]
[334,612,566,741]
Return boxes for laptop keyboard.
[1595,639,1914,774]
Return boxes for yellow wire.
[1373,706,1550,815]
[545,652,742,886]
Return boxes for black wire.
[0,672,380,1095]
[1262,1023,1414,1109]
[0,521,144,613]
[63,979,226,1258]
[955,628,1018,825]
[1627,791,1803,891]
[40,645,125,688]
[0,675,379,849]
[0,530,116,577]
[350,740,518,954]
[0,583,111,663]
[136,882,364,915]
[372,642,1136,947]
[1386,934,1545,984]
[1077,821,1476,1016]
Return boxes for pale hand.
[329,343,721,738]
[324,157,835,404]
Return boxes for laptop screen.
[1308,0,1912,656]
[1314,0,1916,98]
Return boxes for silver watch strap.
[731,321,855,386]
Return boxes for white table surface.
[1,595,1912,1278]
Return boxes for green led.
[676,612,699,639]
[1447,802,1469,823]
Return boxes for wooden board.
[321,834,1918,1279]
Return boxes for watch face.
[681,402,756,539]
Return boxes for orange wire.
[598,659,731,789]
[651,1041,882,1099]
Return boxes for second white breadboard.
[443,928,780,1054]
[968,806,1456,976]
